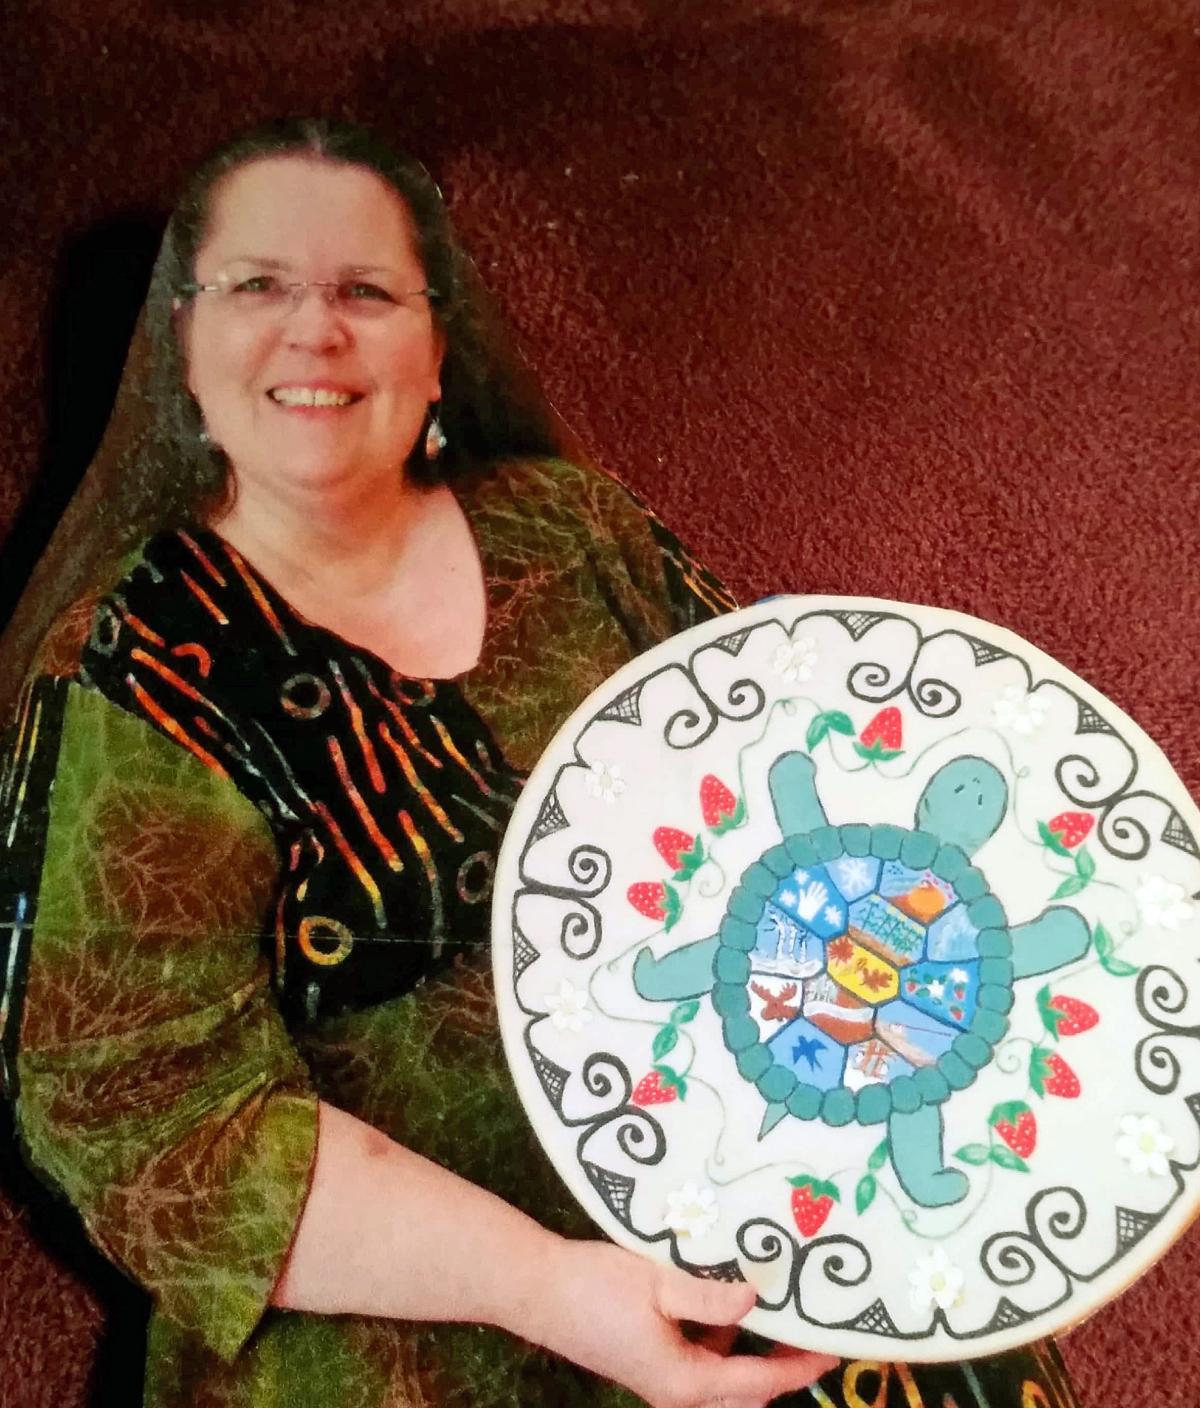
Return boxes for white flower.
[991,685,1047,736]
[771,636,818,683]
[1116,1114,1175,1176]
[584,760,626,804]
[908,1247,965,1313]
[824,905,842,926]
[664,1182,720,1239]
[1135,874,1195,932]
[544,978,595,1033]
[928,979,945,1000]
[949,967,969,984]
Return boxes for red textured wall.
[2,3,1198,1404]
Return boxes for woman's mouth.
[268,385,364,408]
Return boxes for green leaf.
[786,1175,840,1201]
[954,1144,992,1166]
[1036,985,1062,1040]
[989,1100,1031,1127]
[990,1146,1030,1173]
[662,883,682,931]
[806,717,830,752]
[675,838,706,881]
[712,798,746,835]
[1101,953,1140,978]
[1029,1047,1050,1098]
[1094,922,1113,960]
[670,1000,701,1027]
[852,741,875,761]
[855,1174,877,1215]
[1093,923,1137,975]
[652,1025,679,1060]
[653,1064,688,1099]
[867,1139,889,1172]
[1038,821,1072,858]
[1076,847,1096,880]
[827,711,855,735]
[1052,875,1087,900]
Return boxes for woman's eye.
[341,281,394,302]
[232,274,279,295]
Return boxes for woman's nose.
[281,285,352,351]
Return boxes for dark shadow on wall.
[0,1106,149,1407]
[0,215,163,635]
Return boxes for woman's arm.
[274,1101,838,1408]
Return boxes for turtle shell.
[711,823,1013,1126]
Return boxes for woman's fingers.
[704,1347,842,1404]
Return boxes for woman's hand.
[512,1237,840,1408]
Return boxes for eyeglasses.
[178,272,441,322]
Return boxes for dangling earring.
[424,409,447,462]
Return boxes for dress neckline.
[188,473,496,688]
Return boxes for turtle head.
[915,757,1008,857]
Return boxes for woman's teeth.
[269,387,356,407]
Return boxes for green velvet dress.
[0,456,1080,1408]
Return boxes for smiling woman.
[0,118,1083,1408]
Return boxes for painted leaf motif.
[653,1064,688,1099]
[1052,875,1087,900]
[670,1000,701,1027]
[652,1025,679,1060]
[1038,820,1072,858]
[855,1174,876,1215]
[867,1139,889,1172]
[955,1144,992,1165]
[662,883,682,931]
[1029,1047,1050,1098]
[1036,984,1062,1039]
[806,716,830,751]
[1095,921,1139,977]
[990,1146,1030,1173]
[1077,847,1096,880]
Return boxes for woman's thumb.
[654,1267,757,1326]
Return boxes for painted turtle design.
[632,752,1090,1208]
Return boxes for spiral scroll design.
[736,1218,798,1311]
[1134,965,1197,1096]
[848,660,902,703]
[980,1232,1040,1287]
[567,843,612,896]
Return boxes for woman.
[0,120,1081,1408]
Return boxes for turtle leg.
[768,750,828,838]
[888,1105,969,1208]
[1010,907,1091,980]
[633,937,719,1002]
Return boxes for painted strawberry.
[1031,1047,1081,1099]
[628,882,667,920]
[1046,811,1094,850]
[861,707,902,750]
[700,774,744,832]
[854,708,903,763]
[1047,995,1099,1037]
[991,1102,1037,1159]
[653,827,704,878]
[787,1175,840,1237]
[1044,1054,1081,1098]
[632,1066,687,1106]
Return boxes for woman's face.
[182,155,444,501]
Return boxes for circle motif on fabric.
[281,672,332,721]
